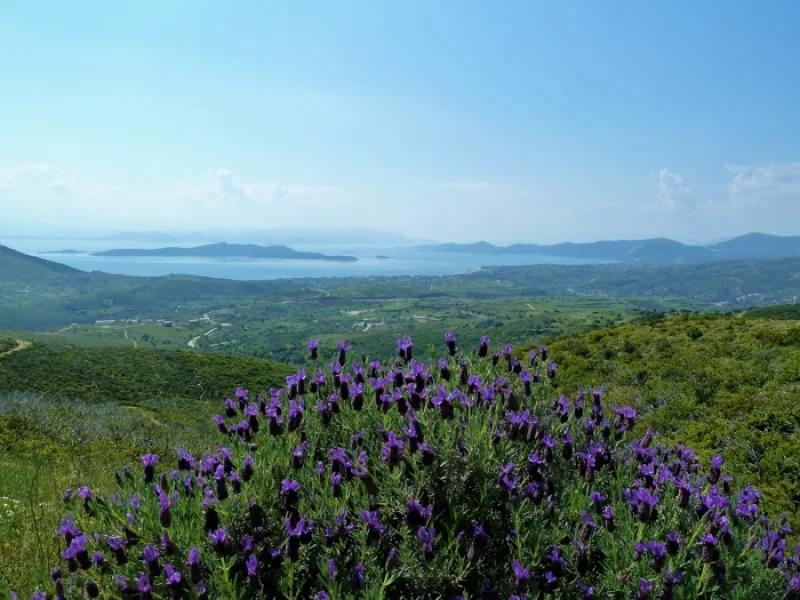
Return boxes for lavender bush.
[12,334,800,599]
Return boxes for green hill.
[744,304,800,320]
[529,311,800,523]
[0,343,294,404]
[0,244,82,280]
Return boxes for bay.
[7,238,615,280]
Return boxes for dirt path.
[0,339,31,358]
[188,327,217,348]
[123,329,138,348]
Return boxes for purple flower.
[580,512,599,541]
[418,526,436,555]
[210,528,230,556]
[418,442,435,466]
[165,563,182,587]
[636,578,653,599]
[547,547,568,570]
[664,568,684,586]
[543,570,557,588]
[381,431,405,467]
[360,509,386,536]
[615,405,637,430]
[500,463,518,492]
[589,491,606,512]
[512,559,531,590]
[397,336,413,361]
[246,554,258,577]
[307,339,319,359]
[700,533,719,563]
[141,453,159,482]
[445,332,457,355]
[336,341,351,366]
[352,563,366,589]
[77,486,92,502]
[406,498,433,526]
[316,592,331,600]
[327,558,336,580]
[281,479,301,508]
[478,336,490,358]
[666,532,681,555]
[177,448,195,470]
[142,544,160,565]
[630,488,660,522]
[136,574,152,595]
[212,414,227,434]
[240,455,254,482]
[577,579,595,598]
[331,472,343,497]
[709,454,724,483]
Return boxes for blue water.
[8,238,614,281]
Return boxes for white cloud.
[651,168,693,211]
[179,168,336,209]
[726,162,800,206]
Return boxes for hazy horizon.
[2,2,799,245]
[0,225,790,250]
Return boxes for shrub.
[11,335,800,599]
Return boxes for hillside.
[529,311,800,524]
[0,243,82,280]
[0,343,294,404]
[5,321,800,597]
[93,242,359,262]
[709,232,800,259]
[421,232,800,264]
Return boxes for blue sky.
[1,1,798,244]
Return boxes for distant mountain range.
[91,243,359,262]
[98,228,431,246]
[418,233,800,265]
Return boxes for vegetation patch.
[4,333,800,599]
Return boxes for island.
[40,249,86,255]
[376,255,390,259]
[92,242,359,262]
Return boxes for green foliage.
[6,341,794,600]
[522,312,800,528]
[744,304,800,320]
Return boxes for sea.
[7,238,613,281]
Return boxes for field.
[4,290,705,366]
[2,310,800,596]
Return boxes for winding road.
[0,339,31,357]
